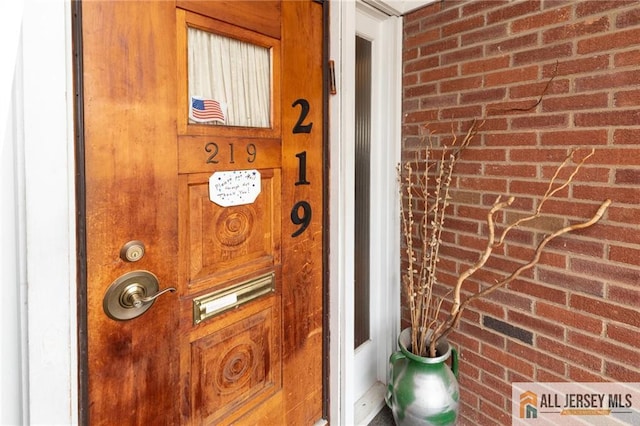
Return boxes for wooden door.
[78,1,325,424]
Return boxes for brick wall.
[401,1,640,424]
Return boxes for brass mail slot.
[193,272,275,324]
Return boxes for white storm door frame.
[328,1,402,424]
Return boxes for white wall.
[1,3,27,424]
[1,0,77,424]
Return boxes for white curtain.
[188,27,271,128]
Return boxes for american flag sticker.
[190,96,226,123]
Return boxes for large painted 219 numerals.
[290,98,312,237]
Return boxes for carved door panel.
[79,1,324,425]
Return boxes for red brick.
[508,309,565,339]
[509,148,568,163]
[576,1,638,18]
[616,7,640,28]
[461,87,507,104]
[606,323,640,348]
[441,45,484,65]
[575,69,640,92]
[442,15,486,37]
[484,132,537,147]
[419,37,459,56]
[403,1,438,24]
[463,376,506,408]
[481,373,512,398]
[509,279,567,305]
[541,164,610,183]
[578,27,640,54]
[462,0,508,17]
[405,55,439,73]
[511,5,572,33]
[605,362,640,382]
[484,164,537,178]
[440,75,483,93]
[538,268,605,297]
[459,176,508,192]
[403,21,421,38]
[485,65,539,87]
[462,0,510,16]
[513,43,573,66]
[403,46,419,62]
[509,79,570,99]
[507,340,566,375]
[540,129,608,146]
[608,205,640,225]
[478,399,511,426]
[538,336,603,370]
[460,344,507,378]
[460,321,506,350]
[419,94,457,109]
[477,117,508,132]
[419,64,458,83]
[461,24,508,46]
[543,55,610,77]
[568,365,606,382]
[609,245,640,266]
[571,257,639,288]
[570,294,640,328]
[615,89,640,107]
[404,82,436,98]
[615,49,640,67]
[580,222,639,246]
[573,183,640,205]
[458,388,479,410]
[535,302,603,334]
[409,4,458,29]
[593,148,640,166]
[450,329,482,353]
[485,288,535,313]
[574,110,640,127]
[569,331,639,365]
[440,105,483,120]
[487,1,541,24]
[508,179,554,196]
[487,33,538,55]
[545,233,605,258]
[615,169,640,185]
[462,55,510,75]
[541,93,609,112]
[543,16,610,42]
[537,368,568,382]
[613,129,640,145]
[487,100,543,116]
[608,284,640,306]
[405,28,440,49]
[404,109,438,124]
[511,114,568,129]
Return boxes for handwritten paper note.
[209,170,261,207]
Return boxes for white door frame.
[4,0,78,424]
[328,1,403,424]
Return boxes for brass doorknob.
[103,270,176,321]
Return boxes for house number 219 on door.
[290,98,312,238]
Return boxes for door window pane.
[354,36,372,349]
[188,27,271,128]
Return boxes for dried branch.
[400,120,610,358]
[432,198,611,354]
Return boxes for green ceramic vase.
[385,328,459,426]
